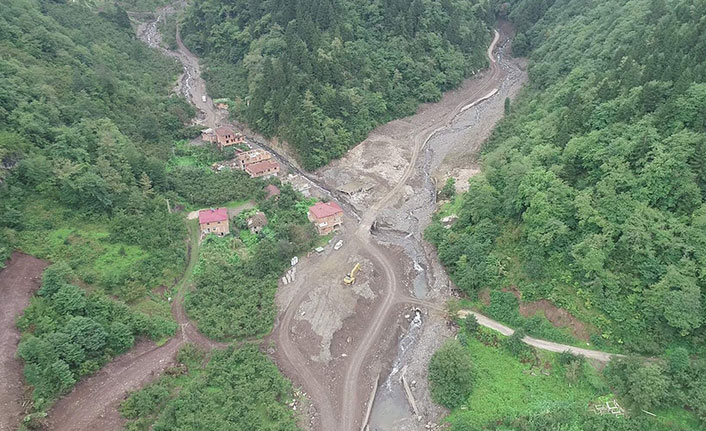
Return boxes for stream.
[368,30,525,431]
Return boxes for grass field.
[446,334,607,429]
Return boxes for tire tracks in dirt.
[0,253,47,431]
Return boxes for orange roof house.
[245,159,280,179]
[308,201,343,235]
[198,208,229,236]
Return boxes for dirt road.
[0,253,47,431]
[45,222,225,431]
[456,310,619,362]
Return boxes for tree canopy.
[427,0,706,354]
[181,0,498,169]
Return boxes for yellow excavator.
[343,263,361,285]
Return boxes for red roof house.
[198,208,230,236]
[265,184,281,199]
[308,201,343,235]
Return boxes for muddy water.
[368,29,525,431]
[369,311,423,428]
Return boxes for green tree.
[428,340,474,409]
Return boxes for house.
[236,149,272,170]
[247,211,268,234]
[198,208,229,236]
[214,126,245,150]
[308,201,343,235]
[265,184,280,199]
[245,159,280,179]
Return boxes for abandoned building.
[308,201,343,235]
[247,211,268,234]
[198,208,230,236]
[236,149,272,169]
[245,159,280,179]
[201,126,245,150]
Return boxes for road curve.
[457,310,622,362]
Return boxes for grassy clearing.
[446,333,607,429]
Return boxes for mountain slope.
[181,0,497,168]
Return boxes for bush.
[486,291,521,326]
[503,328,532,360]
[428,340,475,409]
[464,313,480,334]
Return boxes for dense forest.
[181,0,497,169]
[427,0,706,353]
[426,0,706,428]
[0,0,297,422]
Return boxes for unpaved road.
[0,253,47,431]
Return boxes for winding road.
[18,6,625,431]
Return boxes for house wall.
[308,212,343,235]
[200,219,230,236]
[237,150,272,169]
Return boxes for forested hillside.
[429,0,706,354]
[0,0,287,420]
[181,0,497,169]
[0,0,193,283]
[427,0,706,427]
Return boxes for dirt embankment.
[0,253,48,431]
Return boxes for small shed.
[247,211,268,234]
[265,184,281,199]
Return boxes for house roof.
[247,211,268,228]
[214,126,235,136]
[245,159,279,175]
[265,184,280,198]
[309,201,343,219]
[198,207,228,224]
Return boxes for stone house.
[308,201,343,235]
[236,149,272,169]
[198,208,229,236]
